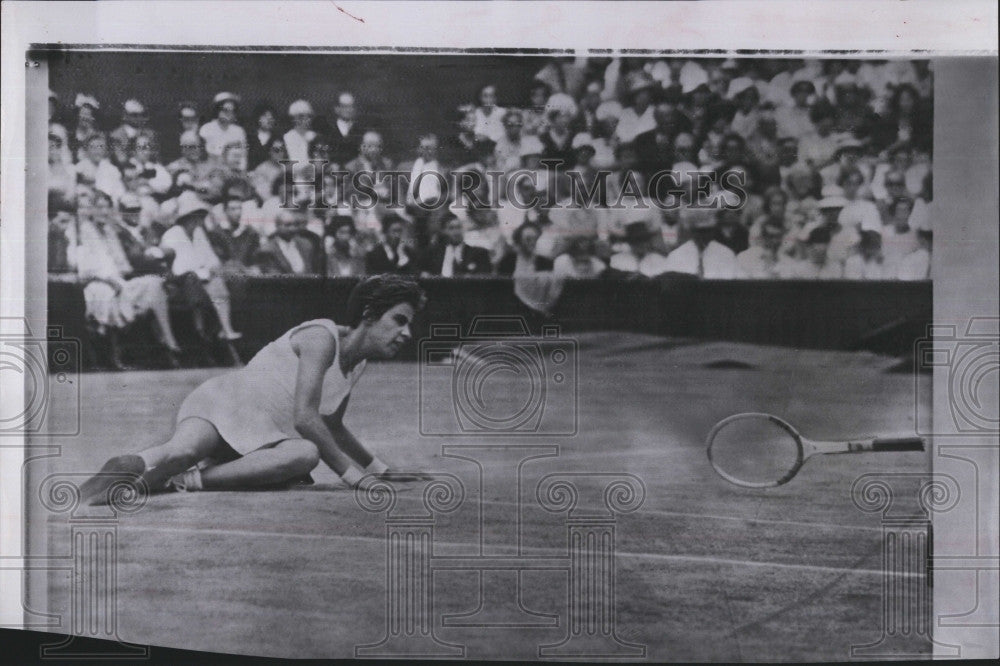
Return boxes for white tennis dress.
[176,319,367,455]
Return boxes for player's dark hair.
[346,274,426,327]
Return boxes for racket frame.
[706,413,926,489]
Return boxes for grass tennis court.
[40,332,930,660]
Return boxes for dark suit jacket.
[420,242,492,276]
[247,130,278,171]
[257,234,324,275]
[365,243,414,275]
[496,252,554,277]
[329,121,363,166]
[115,224,168,276]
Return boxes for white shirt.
[283,128,316,165]
[615,106,656,144]
[736,246,799,279]
[897,248,931,280]
[161,224,221,279]
[408,158,443,205]
[75,158,125,203]
[474,107,507,143]
[844,254,887,280]
[199,121,247,159]
[610,250,671,277]
[441,244,462,277]
[276,237,306,274]
[336,119,354,139]
[838,199,882,233]
[662,240,744,279]
[554,253,606,278]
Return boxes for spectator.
[108,99,158,167]
[474,84,507,143]
[345,131,394,190]
[494,109,526,173]
[443,104,479,167]
[250,138,288,202]
[74,191,182,369]
[283,99,316,165]
[831,73,878,141]
[122,135,172,196]
[209,195,262,273]
[365,214,414,275]
[420,214,492,277]
[199,92,247,160]
[160,196,243,341]
[325,216,366,277]
[48,132,76,207]
[799,100,843,169]
[462,202,507,268]
[539,93,578,165]
[609,222,671,278]
[837,167,882,240]
[820,136,872,189]
[48,195,77,273]
[166,131,215,184]
[554,236,606,279]
[329,92,361,166]
[880,196,919,275]
[872,142,929,201]
[522,80,553,137]
[775,78,817,140]
[727,77,763,139]
[578,80,606,136]
[814,188,854,267]
[873,83,933,154]
[897,228,932,280]
[246,103,279,170]
[749,186,792,250]
[844,230,887,279]
[177,101,201,141]
[715,207,750,255]
[70,94,104,162]
[737,218,798,279]
[663,208,743,278]
[794,223,843,279]
[615,72,657,144]
[75,134,125,204]
[258,209,323,275]
[48,90,73,165]
[497,221,554,276]
[784,163,821,229]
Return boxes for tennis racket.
[706,412,925,488]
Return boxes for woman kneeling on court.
[81,274,426,505]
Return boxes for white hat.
[123,99,145,114]
[817,194,848,210]
[518,135,545,158]
[545,93,578,118]
[680,65,710,94]
[595,100,623,122]
[74,93,100,109]
[834,72,859,88]
[213,91,240,106]
[174,190,210,222]
[288,99,314,116]
[727,77,757,100]
[571,132,595,151]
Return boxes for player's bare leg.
[80,417,226,504]
[194,439,320,490]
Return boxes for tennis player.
[81,274,426,505]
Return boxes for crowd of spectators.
[47,57,934,363]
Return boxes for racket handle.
[871,437,925,452]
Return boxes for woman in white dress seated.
[80,275,427,504]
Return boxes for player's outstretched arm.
[290,326,358,478]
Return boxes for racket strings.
[709,417,802,486]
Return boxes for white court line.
[377,493,886,534]
[116,524,917,578]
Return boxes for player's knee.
[283,440,320,475]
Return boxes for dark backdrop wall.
[47,51,548,160]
